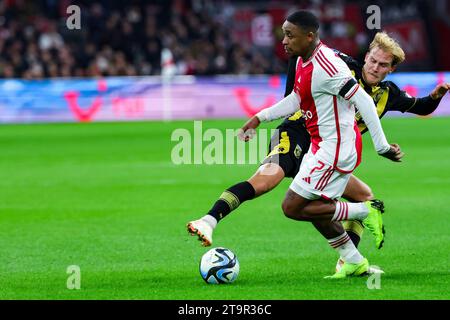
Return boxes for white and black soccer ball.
[199,247,239,284]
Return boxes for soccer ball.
[199,247,240,284]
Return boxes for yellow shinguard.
[219,190,240,211]
[342,220,364,237]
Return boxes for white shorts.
[289,151,351,200]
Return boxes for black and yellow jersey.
[266,51,442,177]
[280,52,442,134]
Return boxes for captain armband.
[338,78,359,100]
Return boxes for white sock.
[202,215,217,229]
[328,232,363,264]
[332,201,369,221]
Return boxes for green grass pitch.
[0,117,449,299]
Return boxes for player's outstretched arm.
[238,91,300,141]
[401,82,449,116]
[430,82,450,100]
[348,86,404,162]
[237,115,260,142]
[379,143,404,162]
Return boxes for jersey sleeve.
[256,91,300,122]
[387,81,442,115]
[315,48,390,154]
[386,81,417,112]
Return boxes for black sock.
[207,181,256,222]
[347,231,361,247]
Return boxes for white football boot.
[187,219,213,247]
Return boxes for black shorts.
[261,123,310,178]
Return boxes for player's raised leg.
[342,174,374,245]
[283,190,370,278]
[283,190,385,249]
[283,154,386,250]
[187,163,285,246]
[312,220,368,274]
[336,175,385,273]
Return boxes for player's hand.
[430,82,450,100]
[237,115,260,142]
[379,143,404,162]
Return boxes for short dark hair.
[286,10,319,32]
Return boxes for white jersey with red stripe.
[293,42,362,173]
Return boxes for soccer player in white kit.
[239,11,404,278]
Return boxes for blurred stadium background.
[0,0,449,300]
[0,0,449,122]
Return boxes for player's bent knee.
[356,186,373,201]
[281,200,308,221]
[346,176,375,202]
[364,187,374,201]
[344,185,374,202]
[281,201,294,219]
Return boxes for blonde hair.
[369,32,406,66]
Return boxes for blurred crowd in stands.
[0,0,448,79]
